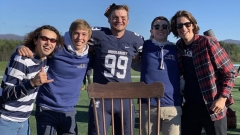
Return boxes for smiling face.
[71,29,89,53]
[150,19,170,42]
[176,16,195,45]
[34,29,57,59]
[109,9,129,33]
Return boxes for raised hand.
[30,67,54,87]
[18,46,34,58]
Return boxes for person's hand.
[18,46,34,58]
[87,38,94,46]
[30,67,54,87]
[132,54,140,64]
[210,96,227,113]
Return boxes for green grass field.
[0,61,239,134]
[29,77,240,135]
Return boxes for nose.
[45,39,51,44]
[76,34,82,39]
[115,17,122,22]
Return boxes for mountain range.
[221,39,240,46]
[0,34,25,41]
[0,34,240,46]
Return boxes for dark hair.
[23,25,63,56]
[104,3,116,17]
[108,5,130,19]
[170,10,200,38]
[151,16,170,29]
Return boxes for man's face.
[176,16,194,44]
[108,9,129,32]
[150,19,170,42]
[34,29,57,58]
[71,29,89,53]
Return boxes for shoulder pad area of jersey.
[134,32,144,40]
[92,27,102,30]
[87,38,94,45]
[134,32,141,37]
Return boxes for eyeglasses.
[153,24,168,30]
[38,36,57,43]
[176,22,192,29]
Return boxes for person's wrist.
[30,79,36,87]
[219,95,228,101]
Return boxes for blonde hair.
[69,19,92,39]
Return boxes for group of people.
[0,3,236,135]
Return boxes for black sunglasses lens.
[185,22,192,27]
[176,22,192,29]
[176,24,183,29]
[154,25,160,30]
[162,24,168,29]
[154,24,168,30]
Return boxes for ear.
[34,38,37,46]
[126,17,129,25]
[167,28,171,35]
[150,29,153,35]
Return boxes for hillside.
[0,34,24,41]
[222,39,240,46]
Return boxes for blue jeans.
[0,118,30,135]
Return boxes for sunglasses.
[153,24,168,30]
[176,22,192,29]
[38,36,57,43]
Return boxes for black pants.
[35,106,78,135]
[181,101,227,135]
[83,74,91,85]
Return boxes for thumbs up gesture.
[30,67,54,87]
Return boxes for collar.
[31,53,46,64]
[151,39,173,46]
[64,31,89,56]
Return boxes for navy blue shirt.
[91,27,143,84]
[140,40,181,106]
[36,45,90,112]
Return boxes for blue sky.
[0,0,239,43]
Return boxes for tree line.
[0,39,239,62]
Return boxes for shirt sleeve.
[207,37,236,98]
[1,55,35,102]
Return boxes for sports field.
[0,61,239,134]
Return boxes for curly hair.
[170,10,200,38]
[23,25,63,56]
